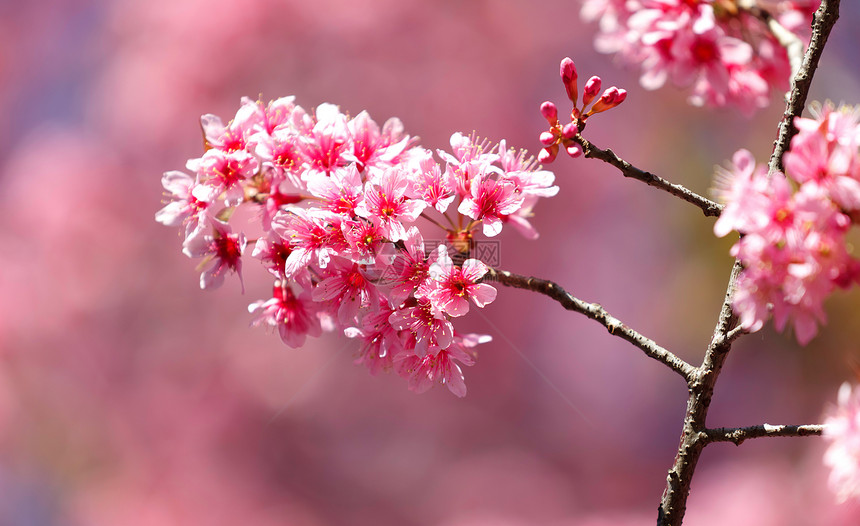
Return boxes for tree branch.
[768,0,840,175]
[705,424,825,446]
[484,268,697,382]
[572,134,724,218]
[657,2,841,524]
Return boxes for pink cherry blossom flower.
[497,140,559,198]
[381,227,436,306]
[299,103,352,178]
[159,95,557,395]
[394,333,488,397]
[501,195,541,240]
[200,97,264,152]
[356,167,426,242]
[272,207,339,277]
[341,218,390,266]
[155,170,211,233]
[715,149,859,344]
[427,245,497,317]
[182,220,247,292]
[824,382,860,502]
[344,300,402,375]
[784,103,860,211]
[188,148,259,206]
[712,149,778,237]
[582,0,812,113]
[407,152,456,214]
[458,171,524,237]
[347,110,412,171]
[251,231,292,278]
[306,165,364,217]
[249,283,322,348]
[313,258,380,325]
[389,297,454,357]
[259,95,307,135]
[254,127,307,189]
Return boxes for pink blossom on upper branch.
[823,382,860,502]
[158,96,554,395]
[580,0,816,113]
[713,106,860,343]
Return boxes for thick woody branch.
[705,424,825,446]
[658,3,841,524]
[572,135,724,218]
[484,268,697,382]
[768,0,840,174]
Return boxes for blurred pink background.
[3,1,860,524]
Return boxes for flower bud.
[539,131,558,146]
[582,76,602,108]
[590,87,627,114]
[565,144,582,158]
[561,122,579,139]
[538,144,559,163]
[540,101,558,123]
[560,57,578,104]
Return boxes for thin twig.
[705,424,825,446]
[484,268,697,383]
[572,135,724,218]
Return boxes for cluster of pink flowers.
[713,103,860,344]
[580,0,817,113]
[538,57,627,163]
[824,382,860,502]
[156,96,558,396]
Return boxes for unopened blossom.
[538,58,625,163]
[824,382,860,502]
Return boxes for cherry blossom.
[427,245,497,317]
[158,96,555,395]
[182,220,247,292]
[714,132,860,344]
[580,0,814,113]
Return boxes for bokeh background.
[3,1,860,524]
